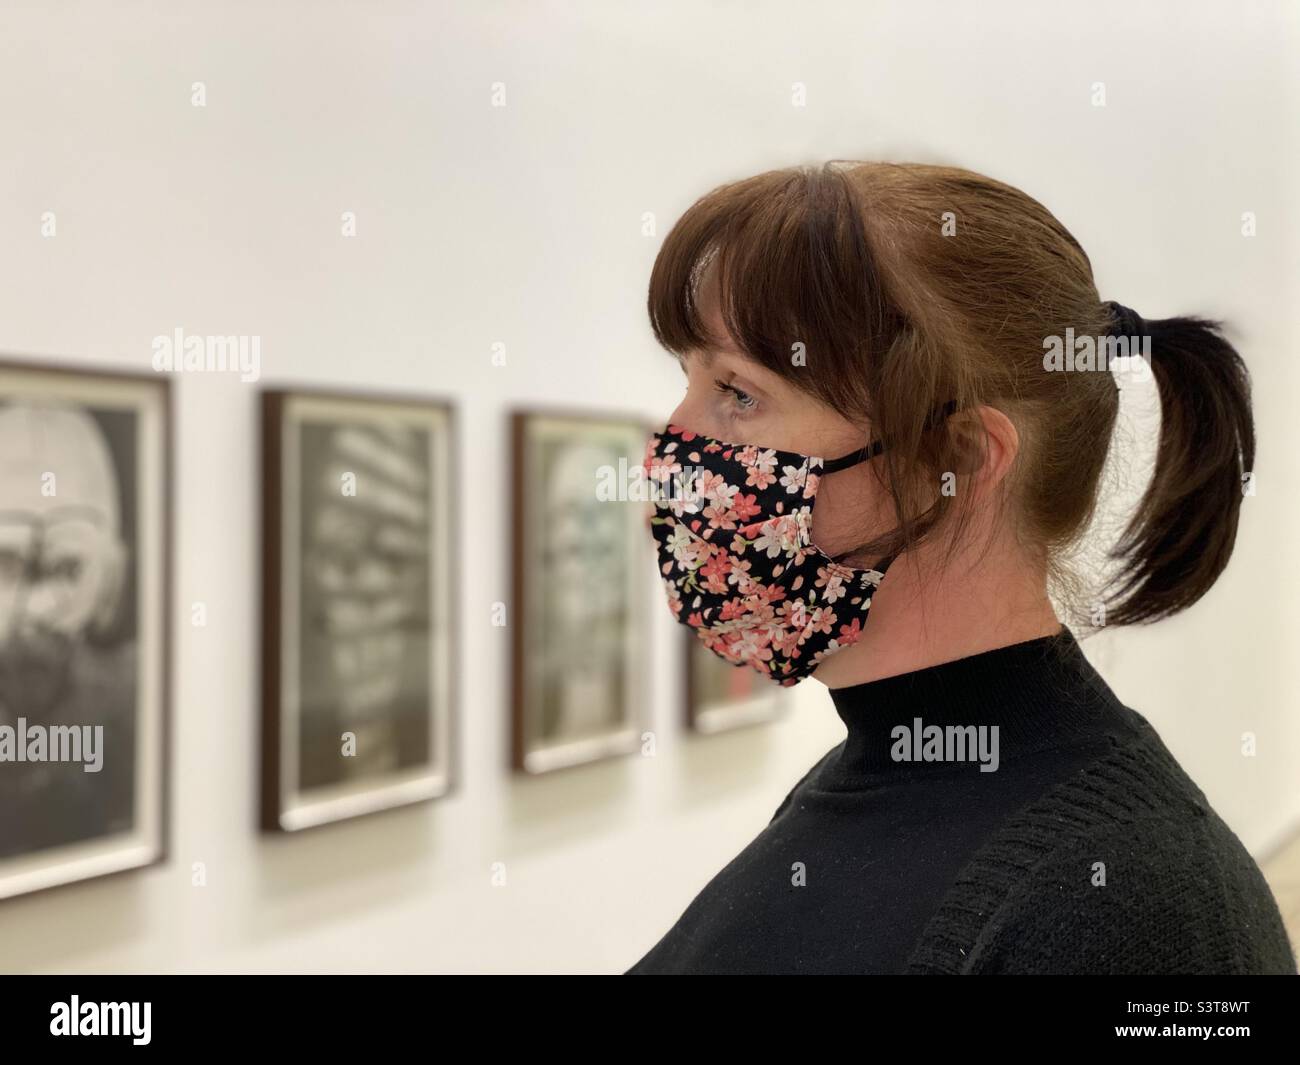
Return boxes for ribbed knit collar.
[826,625,1118,778]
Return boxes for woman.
[626,161,1296,975]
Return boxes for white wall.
[0,0,1295,973]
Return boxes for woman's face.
[665,310,897,566]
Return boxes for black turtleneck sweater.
[625,626,1296,975]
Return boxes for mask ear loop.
[818,398,961,567]
[819,398,960,474]
[820,437,887,474]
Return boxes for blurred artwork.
[686,633,786,733]
[262,391,454,830]
[0,363,167,900]
[512,412,650,773]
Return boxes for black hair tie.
[1102,300,1144,338]
[1100,301,1146,393]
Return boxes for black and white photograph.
[511,411,652,773]
[0,362,168,901]
[261,390,455,831]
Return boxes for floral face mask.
[642,422,897,687]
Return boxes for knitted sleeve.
[906,735,1298,975]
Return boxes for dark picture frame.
[685,630,788,734]
[511,409,654,773]
[261,388,457,831]
[0,359,170,901]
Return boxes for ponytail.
[1105,315,1256,626]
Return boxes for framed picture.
[261,389,456,831]
[512,410,653,773]
[685,632,787,733]
[0,360,169,901]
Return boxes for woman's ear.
[948,405,1019,487]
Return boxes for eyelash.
[714,379,757,414]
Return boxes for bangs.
[645,163,905,407]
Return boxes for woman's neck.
[812,532,1062,689]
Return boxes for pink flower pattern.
[644,423,888,686]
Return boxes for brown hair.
[646,161,1255,628]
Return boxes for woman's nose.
[666,391,719,440]
[666,397,690,429]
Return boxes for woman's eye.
[715,380,757,413]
